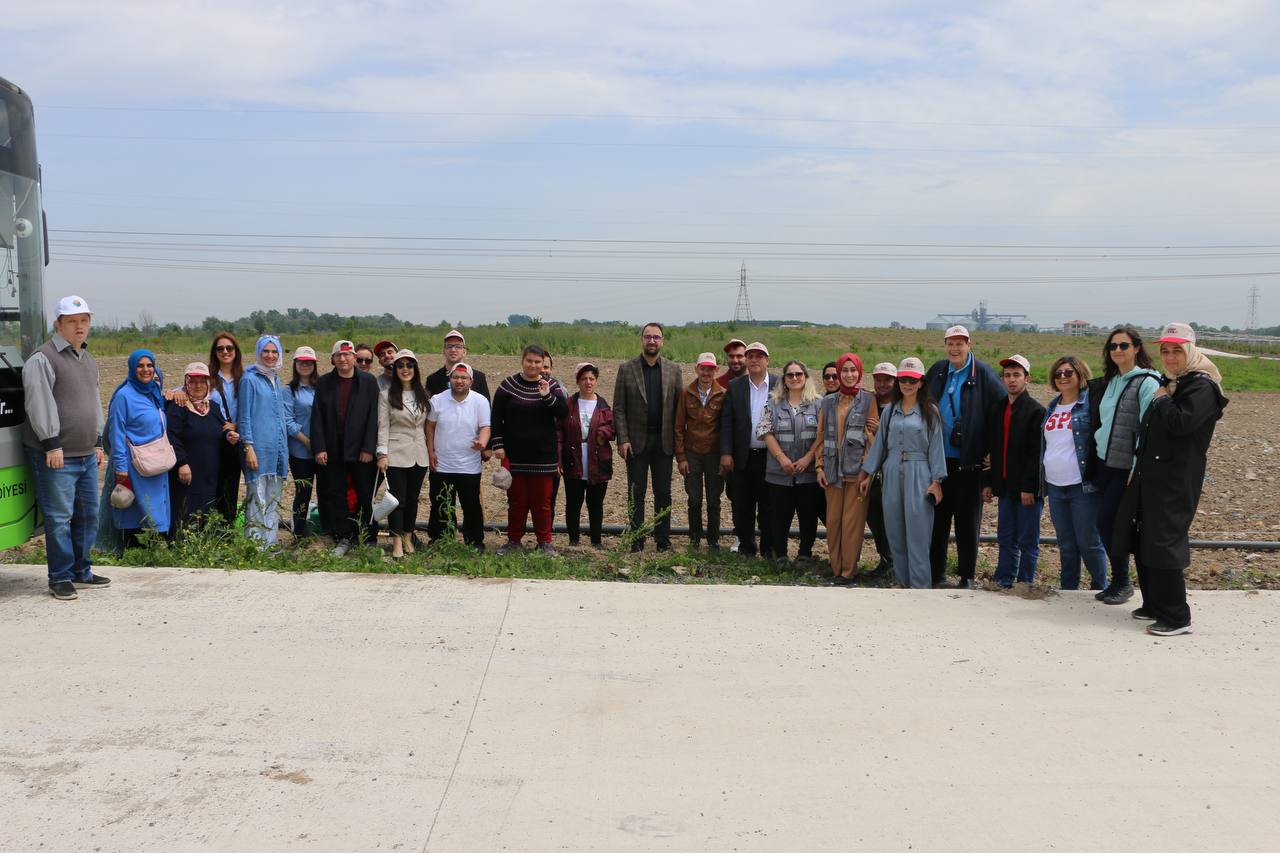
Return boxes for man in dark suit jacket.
[424,329,490,400]
[718,342,779,557]
[981,354,1047,589]
[613,322,683,551]
[311,339,381,554]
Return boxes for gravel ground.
[84,353,1280,587]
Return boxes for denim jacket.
[1040,387,1098,495]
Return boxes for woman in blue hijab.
[239,334,290,547]
[107,349,172,547]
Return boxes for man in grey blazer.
[719,342,779,557]
[613,322,683,551]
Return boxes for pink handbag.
[128,433,177,476]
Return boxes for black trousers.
[625,441,673,547]
[385,464,427,536]
[865,473,894,568]
[770,481,820,560]
[1134,546,1191,628]
[1095,464,1131,588]
[317,456,377,544]
[564,478,607,545]
[731,449,774,557]
[930,460,983,584]
[429,471,484,547]
[215,442,242,524]
[288,456,317,536]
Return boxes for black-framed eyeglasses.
[356,357,373,365]
[444,342,465,350]
[1107,342,1132,351]
[215,344,236,353]
[1054,369,1076,379]
[784,371,806,379]
[642,335,663,341]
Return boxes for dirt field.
[91,352,1280,587]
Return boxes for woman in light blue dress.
[239,335,290,547]
[860,357,948,589]
[107,349,171,547]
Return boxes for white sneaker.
[331,541,352,557]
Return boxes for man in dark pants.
[424,330,491,543]
[719,342,780,558]
[310,339,381,556]
[924,325,1003,588]
[864,362,898,576]
[613,322,683,552]
[427,363,491,549]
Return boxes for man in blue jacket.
[925,325,1003,588]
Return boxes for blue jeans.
[1046,482,1108,590]
[994,491,1044,586]
[27,448,100,584]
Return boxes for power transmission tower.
[1246,285,1260,331]
[733,262,754,323]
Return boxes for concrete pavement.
[1,564,1277,852]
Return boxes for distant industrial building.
[925,301,1038,333]
[1063,320,1093,336]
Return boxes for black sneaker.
[1147,622,1192,637]
[1131,607,1157,621]
[73,575,111,589]
[49,581,78,601]
[956,578,977,590]
[1102,585,1134,605]
[1094,588,1110,601]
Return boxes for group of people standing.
[23,296,1227,637]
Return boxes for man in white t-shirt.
[426,363,491,549]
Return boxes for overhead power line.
[41,104,1280,132]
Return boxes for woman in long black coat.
[1115,323,1227,637]
[167,362,234,536]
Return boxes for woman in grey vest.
[1092,325,1161,605]
[759,360,823,564]
[814,353,880,585]
[859,357,947,589]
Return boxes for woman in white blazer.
[377,349,431,558]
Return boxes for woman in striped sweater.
[491,344,570,555]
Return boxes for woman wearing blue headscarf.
[239,335,290,547]
[107,350,172,547]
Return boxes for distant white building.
[1064,320,1091,336]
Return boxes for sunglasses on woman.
[1054,369,1076,379]
[823,373,838,381]
[1107,342,1132,351]
[784,371,806,379]
[215,344,236,353]
[898,377,920,385]
[395,361,415,370]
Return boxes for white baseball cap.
[183,362,211,378]
[744,341,770,357]
[1155,322,1195,345]
[293,346,317,362]
[444,329,466,343]
[55,295,92,318]
[331,339,356,355]
[999,354,1031,374]
[450,362,473,377]
[696,352,718,367]
[897,357,927,379]
[943,325,971,341]
[871,362,897,377]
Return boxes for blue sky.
[8,1,1280,329]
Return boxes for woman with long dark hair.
[1117,323,1227,636]
[859,357,947,588]
[1092,325,1162,605]
[377,349,431,559]
[208,331,244,523]
[283,346,319,538]
[560,363,615,548]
